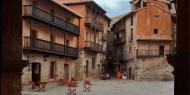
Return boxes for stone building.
[21,0,81,84]
[59,0,111,80]
[110,0,174,80]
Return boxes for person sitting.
[106,73,110,80]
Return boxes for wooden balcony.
[23,5,80,36]
[137,49,171,58]
[114,37,126,46]
[118,54,126,62]
[23,37,78,59]
[85,17,103,32]
[102,33,107,41]
[84,41,103,53]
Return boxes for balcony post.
[51,10,54,23]
[64,33,66,55]
[29,19,33,48]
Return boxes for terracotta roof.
[61,0,110,21]
[50,0,82,18]
[62,0,106,13]
[111,12,134,26]
[62,0,93,4]
[137,35,172,41]
[111,13,128,26]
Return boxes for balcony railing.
[102,33,107,41]
[136,49,171,57]
[114,37,126,45]
[23,37,78,58]
[113,25,125,33]
[118,54,126,62]
[84,41,103,53]
[85,17,103,31]
[23,5,80,35]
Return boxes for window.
[130,16,133,26]
[50,34,55,42]
[94,34,96,43]
[154,29,159,34]
[131,28,133,40]
[129,47,132,54]
[143,2,147,7]
[66,40,69,46]
[159,46,165,56]
[50,62,56,79]
[33,1,38,6]
[32,30,38,38]
[86,32,89,41]
[155,15,160,20]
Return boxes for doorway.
[32,62,41,86]
[159,45,165,56]
[128,68,132,79]
[50,62,56,79]
[86,60,89,78]
[64,64,69,79]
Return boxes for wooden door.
[86,60,89,78]
[128,68,132,79]
[50,62,56,79]
[64,64,69,79]
[32,62,41,85]
[159,46,165,56]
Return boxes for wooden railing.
[23,37,78,58]
[114,37,126,45]
[137,49,171,57]
[84,41,102,53]
[23,5,80,35]
[85,17,103,31]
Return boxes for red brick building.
[111,0,174,80]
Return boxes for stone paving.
[22,80,174,95]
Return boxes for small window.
[131,28,133,40]
[129,47,132,54]
[154,29,159,34]
[155,15,160,20]
[66,40,69,46]
[143,2,147,7]
[50,34,55,42]
[50,62,56,79]
[130,16,133,26]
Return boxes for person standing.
[117,72,121,80]
[122,72,127,80]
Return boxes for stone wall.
[22,53,76,84]
[76,50,103,80]
[135,57,174,80]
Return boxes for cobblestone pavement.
[22,80,174,95]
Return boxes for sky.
[93,0,131,17]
